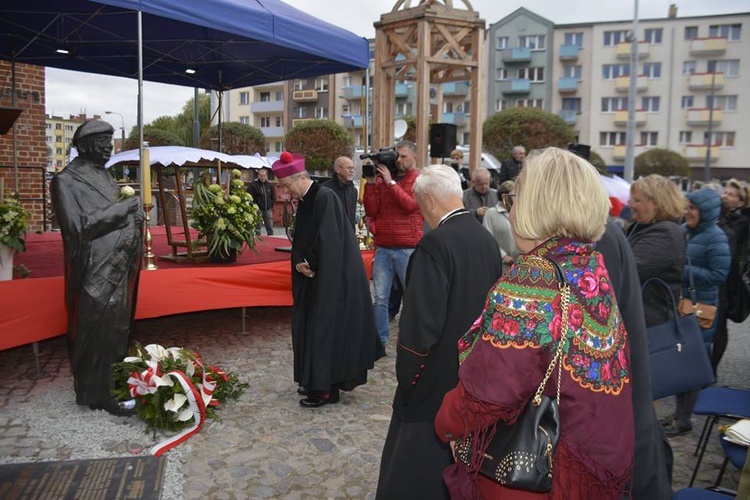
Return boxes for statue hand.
[121,196,140,214]
[134,209,146,225]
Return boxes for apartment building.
[493,7,748,177]
[45,113,97,172]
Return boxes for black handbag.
[454,258,567,492]
[642,277,715,400]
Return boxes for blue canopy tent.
[0,0,369,89]
[0,0,368,194]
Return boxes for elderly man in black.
[321,156,357,229]
[248,167,276,236]
[499,144,526,184]
[51,120,143,415]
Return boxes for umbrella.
[106,146,247,170]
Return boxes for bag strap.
[685,254,698,303]
[532,258,570,407]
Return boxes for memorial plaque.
[0,456,165,499]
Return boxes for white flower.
[164,394,187,413]
[120,185,136,198]
[144,344,168,362]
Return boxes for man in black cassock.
[272,152,383,408]
[321,156,357,230]
[376,165,503,499]
[51,120,144,415]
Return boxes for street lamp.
[105,110,125,152]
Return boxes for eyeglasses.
[277,177,297,190]
[501,193,516,212]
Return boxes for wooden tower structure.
[373,0,485,171]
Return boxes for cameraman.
[364,140,423,347]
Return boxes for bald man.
[321,156,357,229]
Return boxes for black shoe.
[663,422,692,437]
[659,415,675,427]
[297,386,309,396]
[299,391,340,408]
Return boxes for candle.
[141,147,152,205]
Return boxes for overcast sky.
[45,0,748,135]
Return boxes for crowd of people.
[53,119,747,499]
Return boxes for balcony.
[343,115,363,128]
[685,145,720,162]
[341,85,365,100]
[500,79,531,95]
[615,75,648,93]
[291,118,316,127]
[557,109,577,125]
[690,37,727,56]
[688,72,725,91]
[501,47,532,63]
[292,90,318,101]
[442,112,467,126]
[614,109,646,125]
[686,108,723,125]
[557,77,579,93]
[616,41,650,60]
[395,83,411,98]
[259,126,284,138]
[558,44,580,61]
[612,145,627,160]
[250,100,284,113]
[443,82,469,96]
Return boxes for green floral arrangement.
[0,191,29,252]
[190,169,261,259]
[112,343,248,434]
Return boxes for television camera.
[360,148,398,179]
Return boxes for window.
[239,91,249,105]
[705,131,736,147]
[600,131,627,146]
[643,62,662,79]
[644,28,663,44]
[681,96,694,108]
[518,35,545,50]
[315,79,328,92]
[640,132,658,146]
[518,67,544,82]
[496,36,509,49]
[709,24,741,41]
[46,136,52,143]
[260,116,271,127]
[275,116,283,127]
[679,131,693,144]
[275,142,283,152]
[46,123,52,129]
[684,26,699,41]
[563,65,582,79]
[604,30,629,46]
[293,80,305,91]
[395,102,411,116]
[259,92,271,102]
[496,68,509,80]
[708,59,740,77]
[562,97,582,114]
[275,91,283,101]
[294,107,306,118]
[463,101,471,114]
[516,99,543,108]
[443,102,454,113]
[601,97,628,112]
[341,104,351,115]
[683,61,697,75]
[65,125,74,132]
[314,106,328,118]
[342,76,352,87]
[602,64,630,79]
[496,99,509,111]
[706,95,738,111]
[564,32,584,47]
[56,123,62,130]
[65,138,71,144]
[56,135,62,142]
[641,96,660,112]
[239,116,250,125]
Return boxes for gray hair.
[414,165,463,199]
[512,145,526,155]
[472,167,491,181]
[395,140,417,154]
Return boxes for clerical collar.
[438,208,469,226]
[299,181,314,200]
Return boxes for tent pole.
[138,11,145,203]
[193,88,200,146]
[11,51,19,192]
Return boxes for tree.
[589,150,608,175]
[482,108,575,160]
[123,125,185,150]
[284,119,354,173]
[173,93,212,147]
[634,148,690,178]
[198,122,266,155]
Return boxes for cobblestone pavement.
[0,305,748,499]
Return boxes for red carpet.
[15,227,289,279]
[1,228,373,351]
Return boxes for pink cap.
[272,151,305,178]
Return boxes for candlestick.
[141,146,152,205]
[143,203,158,270]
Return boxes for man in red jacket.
[364,140,423,347]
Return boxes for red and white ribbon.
[150,370,207,457]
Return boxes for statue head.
[72,120,115,166]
